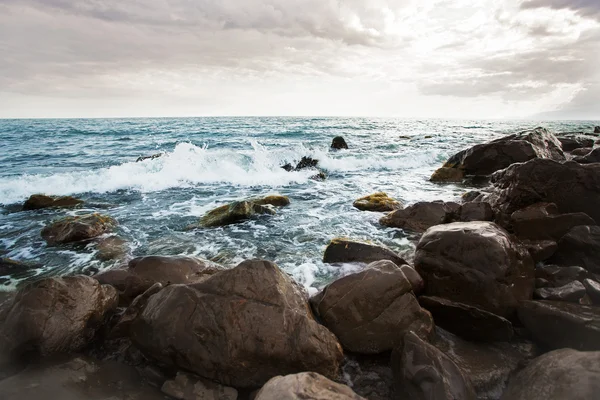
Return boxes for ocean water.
[0,117,597,293]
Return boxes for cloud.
[521,0,600,19]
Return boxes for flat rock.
[256,372,365,400]
[558,135,594,151]
[41,213,117,245]
[380,201,460,233]
[23,194,84,210]
[548,225,600,273]
[353,192,403,212]
[323,238,407,266]
[534,281,586,302]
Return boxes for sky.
[0,0,599,119]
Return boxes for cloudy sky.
[0,0,599,119]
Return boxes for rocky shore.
[1,127,600,399]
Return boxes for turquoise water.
[0,117,598,292]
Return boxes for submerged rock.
[331,136,349,150]
[199,200,276,227]
[323,238,407,266]
[95,236,129,261]
[41,213,117,245]
[22,194,84,210]
[353,192,403,212]
[380,201,460,233]
[130,260,343,387]
[256,372,364,400]
[136,153,163,162]
[548,225,600,273]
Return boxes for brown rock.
[548,225,600,273]
[41,213,117,245]
[256,372,364,400]
[573,147,600,163]
[323,238,407,266]
[459,202,494,222]
[400,265,424,295]
[511,207,596,241]
[23,194,84,210]
[380,201,460,233]
[521,240,557,262]
[558,136,594,151]
[200,201,276,227]
[95,236,129,261]
[251,195,290,207]
[162,371,238,400]
[430,167,465,182]
[534,265,591,287]
[569,147,592,156]
[353,192,403,212]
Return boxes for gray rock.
[380,201,460,233]
[255,372,365,400]
[323,238,407,266]
[534,281,586,302]
[558,136,594,151]
[162,371,238,400]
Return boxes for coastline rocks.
[419,296,513,342]
[161,371,238,400]
[331,136,349,150]
[548,225,600,273]
[414,222,534,318]
[353,192,403,212]
[534,265,591,287]
[41,213,117,245]
[400,264,425,295]
[23,194,84,210]
[391,331,476,400]
[521,240,557,262]
[380,201,460,233]
[200,200,275,227]
[430,167,465,183]
[570,147,592,156]
[534,281,586,302]
[256,372,365,400]
[130,260,343,387]
[501,349,600,400]
[517,300,600,350]
[310,260,434,354]
[323,238,407,266]
[0,276,118,363]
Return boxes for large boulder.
[391,331,476,400]
[459,202,494,222]
[0,276,118,364]
[548,225,600,273]
[501,349,600,400]
[41,213,117,245]
[414,222,534,318]
[353,192,403,212]
[130,260,343,388]
[200,200,276,227]
[380,201,460,233]
[255,372,365,400]
[323,238,407,266]
[517,300,600,351]
[22,194,84,210]
[310,260,434,354]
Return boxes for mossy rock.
[353,192,403,212]
[200,201,275,228]
[252,195,290,207]
[430,167,465,183]
[41,213,118,245]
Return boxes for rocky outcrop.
[41,213,117,245]
[419,296,513,342]
[380,201,460,233]
[310,260,433,354]
[518,300,600,350]
[501,349,600,400]
[414,222,534,318]
[323,238,407,266]
[282,156,319,171]
[534,281,586,302]
[353,192,403,212]
[391,331,476,400]
[256,372,365,400]
[331,136,349,150]
[548,225,600,273]
[161,371,238,400]
[22,194,84,210]
[130,260,343,387]
[200,201,275,227]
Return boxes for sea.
[0,117,598,294]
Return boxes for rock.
[595,126,600,134]
[41,213,117,245]
[511,211,595,241]
[484,159,600,224]
[200,201,276,227]
[0,258,41,286]
[294,156,319,170]
[110,283,163,338]
[380,201,460,233]
[341,354,393,400]
[323,238,407,266]
[400,265,425,295]
[534,281,586,302]
[22,194,84,210]
[162,371,238,400]
[251,194,290,207]
[548,225,600,273]
[430,167,465,182]
[310,260,433,354]
[130,260,343,387]
[462,191,482,202]
[136,153,163,162]
[256,372,364,400]
[391,331,476,400]
[501,348,600,400]
[331,136,349,150]
[459,202,494,222]
[419,296,513,342]
[569,147,592,156]
[0,276,118,364]
[583,279,600,304]
[521,240,557,262]
[353,192,403,212]
[518,300,600,350]
[534,265,590,287]
[573,147,600,163]
[415,222,534,318]
[558,136,594,151]
[95,236,129,261]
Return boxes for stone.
[517,300,600,350]
[323,238,407,266]
[534,265,591,287]
[200,201,276,227]
[162,371,238,400]
[110,283,163,338]
[251,194,290,207]
[548,225,600,273]
[558,136,594,151]
[430,167,465,182]
[136,153,163,162]
[341,354,393,400]
[0,258,40,286]
[419,296,513,342]
[331,136,349,150]
[573,147,600,163]
[41,213,117,245]
[501,349,600,400]
[22,194,84,210]
[414,222,534,318]
[255,372,365,400]
[391,331,476,400]
[595,126,600,134]
[310,260,433,354]
[583,278,600,304]
[459,202,494,222]
[400,265,425,295]
[353,192,403,212]
[282,156,319,171]
[511,211,595,241]
[520,240,557,262]
[380,201,460,233]
[534,281,586,302]
[569,147,592,156]
[95,236,129,261]
[130,260,343,387]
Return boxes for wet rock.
[419,296,513,342]
[595,126,600,134]
[511,210,595,241]
[331,136,349,150]
[162,371,238,400]
[110,283,163,338]
[459,201,494,222]
[573,147,600,163]
[415,222,534,318]
[353,192,403,212]
[583,279,600,304]
[430,167,465,182]
[501,348,600,400]
[0,258,41,285]
[569,147,592,156]
[0,276,118,364]
[462,190,482,202]
[518,300,600,350]
[380,201,460,233]
[534,265,590,287]
[341,354,393,400]
[534,281,586,302]
[400,264,424,295]
[323,238,407,266]
[558,136,594,151]
[391,331,476,400]
[256,372,364,400]
[130,259,343,387]
[22,194,84,210]
[283,156,319,171]
[41,213,117,245]
[251,194,290,207]
[200,200,276,227]
[521,240,557,262]
[310,260,433,354]
[548,225,600,273]
[95,236,129,261]
[136,153,163,162]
